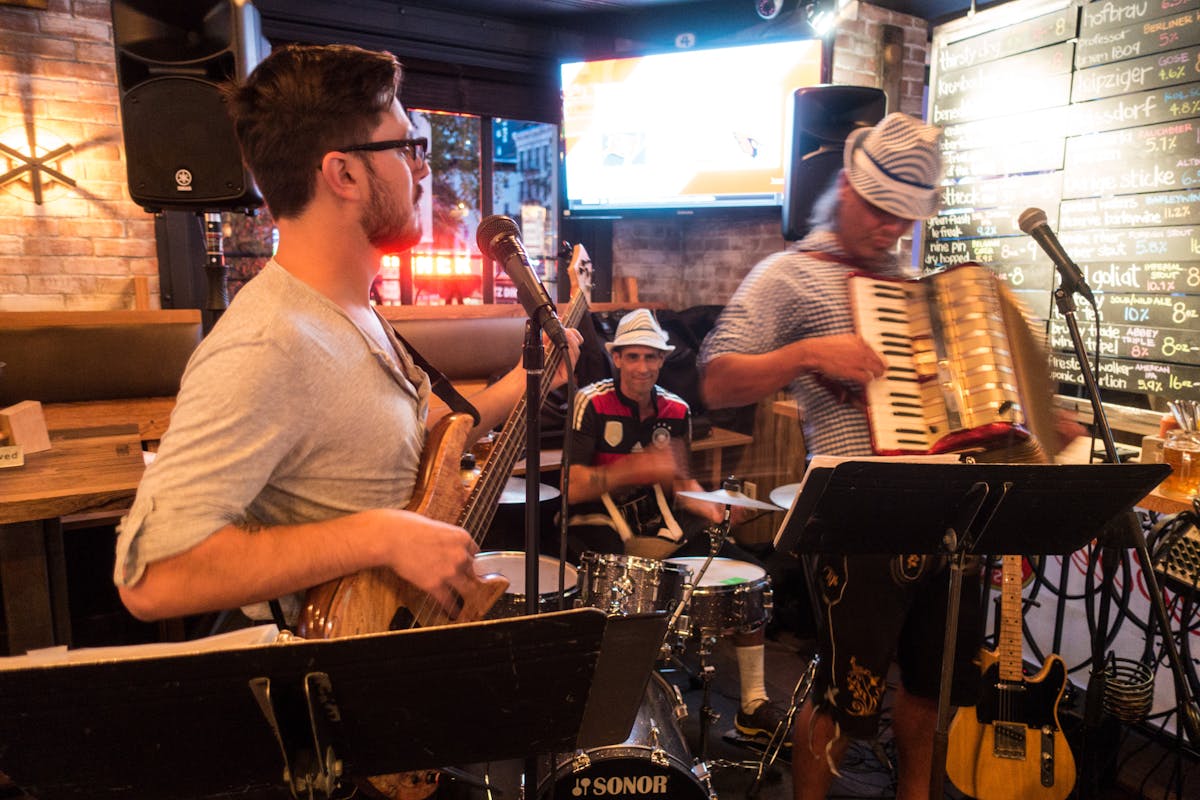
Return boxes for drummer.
[563,308,788,741]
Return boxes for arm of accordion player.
[702,335,884,410]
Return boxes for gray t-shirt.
[114,260,431,594]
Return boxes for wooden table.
[691,426,754,486]
[1137,486,1196,516]
[0,425,144,654]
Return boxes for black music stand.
[0,608,660,800]
[774,460,1170,800]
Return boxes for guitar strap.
[389,327,481,428]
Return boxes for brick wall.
[0,2,928,312]
[832,1,930,116]
[0,0,158,311]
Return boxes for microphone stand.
[1054,283,1200,786]
[519,318,549,800]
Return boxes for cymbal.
[676,488,781,511]
[500,476,561,504]
[769,482,802,510]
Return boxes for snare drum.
[665,557,773,637]
[474,551,578,618]
[577,551,690,616]
[542,672,714,799]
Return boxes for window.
[223,112,560,307]
[491,118,560,304]
[372,112,560,306]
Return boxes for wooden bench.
[0,310,203,444]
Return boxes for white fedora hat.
[605,308,674,353]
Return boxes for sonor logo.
[570,776,669,796]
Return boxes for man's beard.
[361,171,421,252]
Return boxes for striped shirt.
[699,230,908,458]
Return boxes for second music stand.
[775,459,1170,800]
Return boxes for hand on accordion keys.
[801,333,886,387]
[801,334,886,410]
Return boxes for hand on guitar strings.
[377,508,480,618]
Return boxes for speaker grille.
[121,77,256,209]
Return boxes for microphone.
[1018,207,1095,304]
[476,215,569,349]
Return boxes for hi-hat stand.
[668,487,815,788]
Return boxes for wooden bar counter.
[0,425,144,654]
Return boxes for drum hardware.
[661,519,742,762]
[746,653,820,797]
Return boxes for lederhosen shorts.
[810,552,983,739]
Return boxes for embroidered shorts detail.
[811,553,983,739]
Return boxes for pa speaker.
[111,0,265,212]
[782,85,887,241]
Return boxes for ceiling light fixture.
[806,0,837,36]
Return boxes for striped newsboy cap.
[843,112,942,221]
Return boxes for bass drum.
[541,672,714,799]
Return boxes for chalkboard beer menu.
[926,0,1200,400]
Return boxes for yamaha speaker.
[782,85,887,241]
[112,0,265,212]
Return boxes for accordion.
[849,263,1059,460]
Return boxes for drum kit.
[475,478,813,799]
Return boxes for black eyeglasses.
[335,137,428,166]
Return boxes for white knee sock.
[736,644,768,713]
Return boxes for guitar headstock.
[567,243,594,305]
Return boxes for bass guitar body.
[297,412,509,800]
[299,412,509,639]
[946,649,1076,800]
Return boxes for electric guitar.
[946,554,1077,800]
[296,246,591,798]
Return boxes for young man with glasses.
[114,44,580,627]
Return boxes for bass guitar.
[946,554,1076,800]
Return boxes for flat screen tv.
[561,39,824,216]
